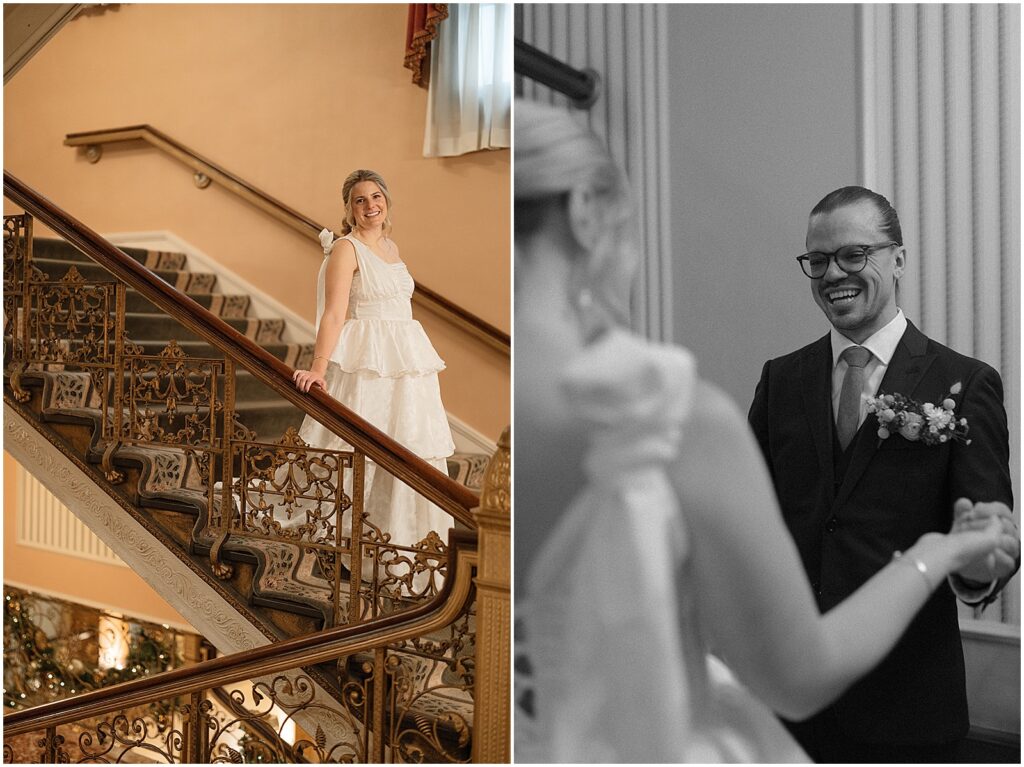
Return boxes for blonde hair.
[340,169,394,235]
[515,99,636,325]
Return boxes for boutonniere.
[865,382,971,446]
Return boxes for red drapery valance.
[404,4,448,87]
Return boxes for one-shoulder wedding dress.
[295,233,456,547]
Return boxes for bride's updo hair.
[340,169,394,235]
[515,99,636,326]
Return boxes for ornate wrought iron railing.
[62,125,511,357]
[2,170,511,761]
[2,535,481,762]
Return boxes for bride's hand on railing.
[293,365,327,393]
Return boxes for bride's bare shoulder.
[674,379,759,481]
[689,379,748,434]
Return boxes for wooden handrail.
[4,170,479,523]
[63,125,510,356]
[3,531,477,737]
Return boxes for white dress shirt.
[830,309,908,428]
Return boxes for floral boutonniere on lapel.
[865,382,971,446]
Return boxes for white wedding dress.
[292,232,456,549]
[514,328,808,763]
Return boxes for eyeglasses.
[796,241,901,279]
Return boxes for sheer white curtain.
[423,3,511,157]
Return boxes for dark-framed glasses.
[796,241,901,278]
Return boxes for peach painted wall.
[3,451,191,627]
[3,3,510,440]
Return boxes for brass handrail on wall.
[2,532,478,740]
[62,125,511,356]
[3,170,479,524]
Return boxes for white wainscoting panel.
[16,463,126,567]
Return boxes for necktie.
[837,345,872,450]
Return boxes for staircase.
[16,235,490,623]
[2,173,510,763]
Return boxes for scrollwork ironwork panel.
[26,268,118,369]
[230,427,354,546]
[122,340,224,449]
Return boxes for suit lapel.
[875,321,934,398]
[801,335,835,492]
[832,321,937,511]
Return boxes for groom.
[749,186,1019,763]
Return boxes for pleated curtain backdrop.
[514,4,673,343]
[859,4,1021,625]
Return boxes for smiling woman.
[289,169,456,552]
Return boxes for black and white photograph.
[515,3,1020,763]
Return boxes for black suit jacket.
[749,320,1014,744]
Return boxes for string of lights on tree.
[3,587,183,711]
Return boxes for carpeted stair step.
[132,339,314,368]
[122,313,285,345]
[232,400,305,440]
[125,289,251,318]
[30,238,172,269]
[29,241,250,317]
[31,257,220,296]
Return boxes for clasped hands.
[950,497,1020,585]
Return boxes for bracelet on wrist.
[892,550,932,592]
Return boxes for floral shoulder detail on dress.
[318,228,336,256]
[560,328,697,435]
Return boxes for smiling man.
[748,186,1019,762]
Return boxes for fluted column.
[471,427,510,762]
[516,4,673,342]
[859,4,1020,625]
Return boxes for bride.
[290,169,455,559]
[513,99,1008,762]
